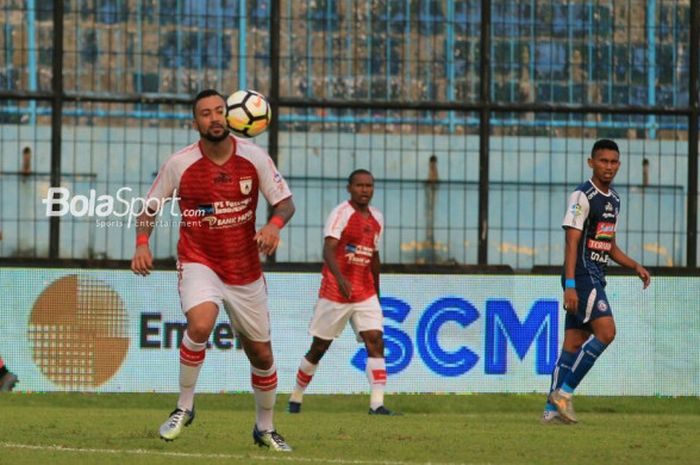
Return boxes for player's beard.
[200,125,230,143]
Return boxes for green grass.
[1,393,699,465]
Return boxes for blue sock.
[545,350,577,409]
[562,337,608,392]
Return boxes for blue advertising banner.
[0,269,696,395]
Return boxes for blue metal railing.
[0,105,687,131]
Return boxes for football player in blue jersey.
[542,139,651,424]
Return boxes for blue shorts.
[562,280,614,331]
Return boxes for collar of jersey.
[588,178,612,197]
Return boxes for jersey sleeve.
[324,204,351,240]
[146,158,178,213]
[562,190,589,230]
[255,152,292,206]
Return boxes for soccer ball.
[225,89,272,138]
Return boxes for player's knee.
[593,318,616,345]
[597,329,616,345]
[306,344,330,364]
[362,332,384,356]
[305,350,324,364]
[185,324,213,343]
[249,351,274,370]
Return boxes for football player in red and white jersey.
[288,169,400,416]
[131,89,294,451]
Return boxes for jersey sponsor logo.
[588,250,609,264]
[214,172,232,184]
[344,243,373,266]
[239,177,253,195]
[595,222,615,240]
[587,239,612,251]
[212,198,252,214]
[196,204,216,215]
[201,210,254,228]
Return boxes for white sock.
[290,357,318,403]
[365,357,387,410]
[177,332,206,411]
[251,363,278,432]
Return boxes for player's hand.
[254,223,280,256]
[635,264,651,289]
[563,288,578,314]
[131,245,153,276]
[337,276,352,299]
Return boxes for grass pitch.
[1,393,698,465]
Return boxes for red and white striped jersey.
[319,201,384,303]
[146,135,291,285]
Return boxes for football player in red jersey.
[288,169,400,416]
[131,89,294,451]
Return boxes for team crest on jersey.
[597,300,609,312]
[239,178,253,195]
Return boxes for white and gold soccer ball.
[225,89,272,138]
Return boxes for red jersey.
[146,136,292,285]
[319,201,384,303]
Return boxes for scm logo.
[351,297,559,377]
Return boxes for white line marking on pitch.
[0,442,491,465]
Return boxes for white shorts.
[308,295,383,342]
[178,262,271,342]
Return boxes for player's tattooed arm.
[268,196,295,226]
[610,239,651,289]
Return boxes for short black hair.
[192,89,225,116]
[348,169,373,185]
[591,139,620,158]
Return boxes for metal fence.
[0,0,698,269]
